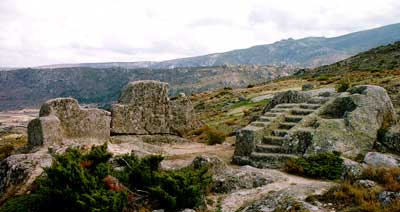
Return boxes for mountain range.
[37,23,400,69]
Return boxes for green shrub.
[285,151,344,180]
[0,144,212,212]
[0,144,127,212]
[0,145,14,161]
[206,128,226,145]
[336,81,350,92]
[115,154,212,210]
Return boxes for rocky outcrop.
[27,81,197,147]
[111,80,197,135]
[234,85,398,168]
[111,81,170,135]
[28,98,111,146]
[303,85,397,158]
[363,152,400,167]
[380,124,400,153]
[0,152,52,203]
[170,95,198,136]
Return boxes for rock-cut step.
[256,144,287,153]
[291,109,315,116]
[264,112,283,117]
[250,152,297,168]
[307,96,331,104]
[251,121,270,127]
[262,136,286,146]
[285,115,304,123]
[300,103,321,110]
[272,129,289,137]
[275,103,300,109]
[278,122,296,130]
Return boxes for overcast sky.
[0,0,399,67]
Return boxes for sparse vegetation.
[336,80,351,92]
[285,151,344,180]
[206,128,226,145]
[308,167,400,212]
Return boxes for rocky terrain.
[1,40,400,211]
[1,75,400,211]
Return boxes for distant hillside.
[0,65,294,110]
[39,23,400,69]
[309,41,400,74]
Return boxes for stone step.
[272,129,289,137]
[262,136,286,145]
[285,115,304,123]
[256,144,287,153]
[300,103,321,110]
[250,152,297,169]
[275,103,300,109]
[264,112,283,117]
[270,108,291,113]
[307,97,330,104]
[291,109,315,116]
[251,121,270,127]
[278,122,297,130]
[259,116,272,122]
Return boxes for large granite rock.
[297,85,397,158]
[28,98,111,146]
[363,152,400,167]
[111,81,197,136]
[111,81,170,135]
[0,152,52,203]
[170,95,198,136]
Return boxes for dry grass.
[310,167,400,211]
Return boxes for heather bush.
[285,151,344,180]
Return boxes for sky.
[0,0,399,67]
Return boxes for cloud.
[0,0,399,67]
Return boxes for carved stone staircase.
[234,95,333,168]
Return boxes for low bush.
[336,80,350,92]
[206,128,226,145]
[0,145,14,161]
[1,144,127,212]
[0,144,212,212]
[285,151,344,180]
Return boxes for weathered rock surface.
[263,90,311,113]
[354,179,376,188]
[170,96,198,136]
[28,98,111,146]
[378,191,400,206]
[0,152,52,203]
[293,85,397,159]
[381,124,400,153]
[111,81,170,135]
[363,152,400,167]
[237,183,332,212]
[111,80,197,135]
[190,155,277,193]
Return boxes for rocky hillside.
[0,65,294,110]
[308,41,400,74]
[39,23,400,69]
